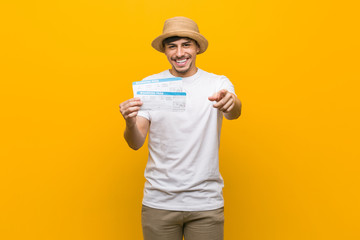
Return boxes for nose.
[176,46,185,57]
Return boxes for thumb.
[218,89,228,99]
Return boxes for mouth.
[173,58,189,67]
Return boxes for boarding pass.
[132,78,186,111]
[134,91,186,112]
[132,77,183,92]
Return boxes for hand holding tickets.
[132,78,187,112]
[119,97,143,127]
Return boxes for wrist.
[126,119,137,129]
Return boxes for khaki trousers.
[141,205,224,240]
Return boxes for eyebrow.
[167,41,192,46]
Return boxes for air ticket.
[132,77,183,92]
[134,91,186,112]
[132,78,187,111]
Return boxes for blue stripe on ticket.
[132,77,182,85]
[136,91,186,96]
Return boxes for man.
[119,16,241,240]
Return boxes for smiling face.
[164,37,200,77]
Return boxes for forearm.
[124,123,147,150]
[224,96,242,120]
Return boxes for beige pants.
[141,205,224,240]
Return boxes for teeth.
[176,59,187,63]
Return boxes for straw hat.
[151,17,208,54]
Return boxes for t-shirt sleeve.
[218,75,236,95]
[137,110,150,120]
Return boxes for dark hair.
[162,36,200,48]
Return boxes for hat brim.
[151,30,208,54]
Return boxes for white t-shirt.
[138,68,235,211]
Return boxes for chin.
[174,65,191,73]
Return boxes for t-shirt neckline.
[167,68,203,83]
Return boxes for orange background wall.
[1,1,359,239]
